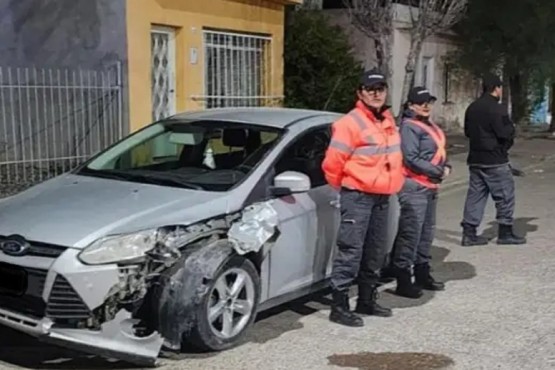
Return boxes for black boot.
[497,224,526,245]
[461,224,489,247]
[394,268,423,299]
[329,289,364,327]
[414,263,445,291]
[355,284,392,317]
[378,265,396,284]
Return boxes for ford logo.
[0,235,31,257]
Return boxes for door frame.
[150,25,177,120]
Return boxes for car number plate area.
[0,262,28,296]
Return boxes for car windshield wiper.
[121,170,205,190]
[80,168,204,190]
[79,168,134,181]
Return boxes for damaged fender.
[153,238,236,350]
[227,201,279,255]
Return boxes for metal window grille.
[0,64,124,196]
[198,30,281,108]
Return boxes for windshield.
[77,120,283,191]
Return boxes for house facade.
[320,1,479,131]
[0,0,299,130]
[0,0,300,188]
[127,0,300,131]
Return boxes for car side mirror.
[271,171,311,196]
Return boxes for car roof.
[168,107,342,129]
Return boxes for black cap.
[408,86,437,105]
[360,68,387,88]
[482,73,502,91]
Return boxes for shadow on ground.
[379,245,476,309]
[0,331,134,369]
[379,216,540,311]
[435,217,539,244]
[0,291,335,369]
[481,217,539,240]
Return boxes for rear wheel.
[187,255,260,351]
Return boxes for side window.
[274,125,331,188]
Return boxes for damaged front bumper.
[0,308,163,366]
[0,248,165,367]
[0,201,281,366]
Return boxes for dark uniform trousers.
[392,179,438,270]
[330,188,390,291]
[462,164,515,227]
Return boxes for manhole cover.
[328,352,454,370]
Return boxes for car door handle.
[329,199,340,208]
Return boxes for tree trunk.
[549,82,555,132]
[399,36,424,115]
[374,35,394,106]
[374,36,392,83]
[501,66,511,114]
[509,72,529,125]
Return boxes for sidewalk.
[441,136,555,193]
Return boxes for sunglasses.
[412,100,436,107]
[362,85,387,94]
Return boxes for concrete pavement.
[1,143,555,369]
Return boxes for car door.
[266,125,340,299]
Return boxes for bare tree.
[342,0,395,84]
[400,0,468,112]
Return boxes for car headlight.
[78,229,159,265]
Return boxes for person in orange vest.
[322,68,405,327]
[390,86,451,299]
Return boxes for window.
[274,126,331,188]
[322,0,346,8]
[79,120,283,192]
[421,56,434,88]
[203,30,272,108]
[443,62,452,103]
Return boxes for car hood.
[0,174,233,248]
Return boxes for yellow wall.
[126,0,295,132]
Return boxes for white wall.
[322,7,480,131]
[323,9,378,70]
[392,28,479,130]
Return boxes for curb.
[438,153,555,197]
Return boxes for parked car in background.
[0,107,353,366]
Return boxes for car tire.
[187,255,260,351]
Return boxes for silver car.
[0,108,348,366]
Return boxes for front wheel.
[187,255,260,351]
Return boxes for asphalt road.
[0,160,554,370]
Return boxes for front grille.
[27,242,67,258]
[0,237,67,258]
[0,265,47,318]
[46,275,91,320]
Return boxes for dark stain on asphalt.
[328,352,455,370]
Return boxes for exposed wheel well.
[243,251,263,274]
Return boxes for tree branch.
[342,0,394,80]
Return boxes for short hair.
[482,73,502,93]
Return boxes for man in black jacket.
[460,74,526,246]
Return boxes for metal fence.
[0,63,123,194]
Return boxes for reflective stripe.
[329,139,353,153]
[353,144,401,156]
[364,135,377,145]
[349,110,367,131]
[406,119,446,164]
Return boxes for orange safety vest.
[402,118,447,189]
[322,101,405,195]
